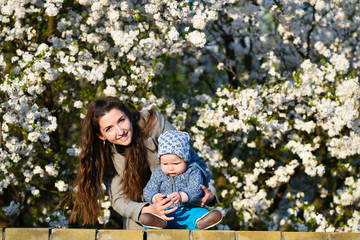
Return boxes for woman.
[70,96,216,229]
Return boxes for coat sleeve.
[108,173,148,222]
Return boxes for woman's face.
[98,108,133,146]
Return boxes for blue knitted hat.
[157,130,191,162]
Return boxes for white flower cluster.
[2,200,20,216]
[66,145,81,157]
[46,211,69,228]
[285,139,325,177]
[344,211,360,232]
[266,160,299,188]
[55,180,68,192]
[303,206,335,232]
[334,177,360,206]
[0,54,6,70]
[98,195,111,225]
[192,56,360,230]
[231,159,275,223]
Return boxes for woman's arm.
[109,174,148,221]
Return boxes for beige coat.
[108,110,216,229]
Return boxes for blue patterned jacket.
[143,162,204,208]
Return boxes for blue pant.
[165,207,209,230]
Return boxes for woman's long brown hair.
[70,96,155,225]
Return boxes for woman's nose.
[115,125,123,135]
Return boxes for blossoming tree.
[0,0,359,231]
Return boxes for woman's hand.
[141,197,177,221]
[198,184,215,207]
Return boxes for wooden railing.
[1,228,359,240]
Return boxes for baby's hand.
[153,193,166,203]
[168,192,181,204]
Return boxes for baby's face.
[160,154,187,177]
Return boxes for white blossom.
[73,100,83,109]
[66,145,81,157]
[45,163,59,177]
[33,166,45,177]
[330,53,350,72]
[2,201,20,216]
[45,3,59,17]
[55,180,68,192]
[167,27,179,41]
[46,211,69,228]
[186,31,206,48]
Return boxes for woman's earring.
[103,140,105,146]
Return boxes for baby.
[140,130,222,230]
